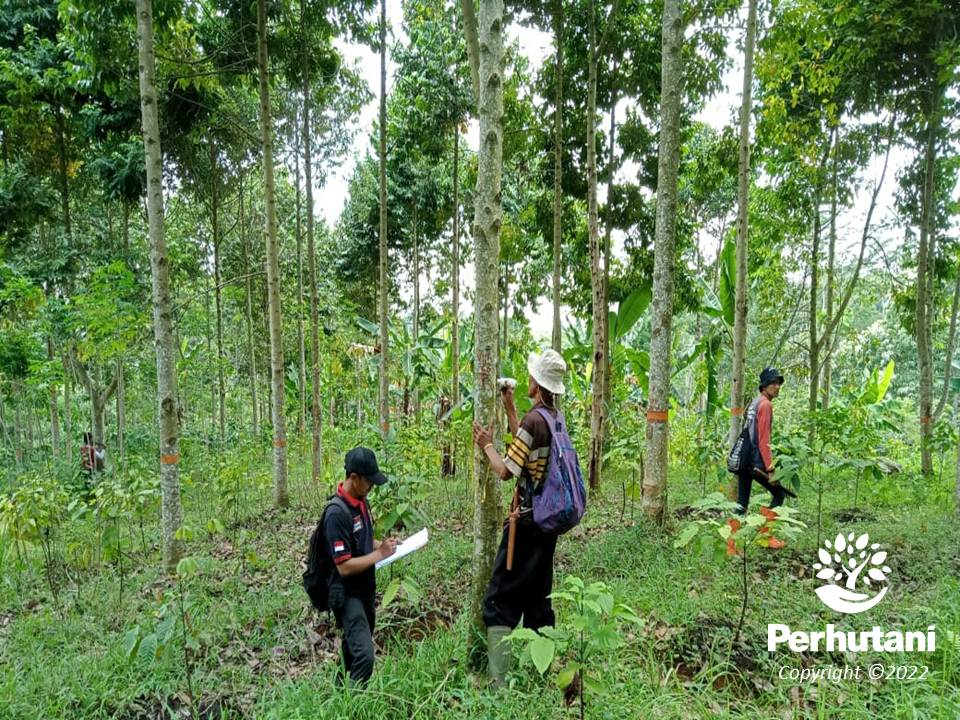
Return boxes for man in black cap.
[737,367,790,514]
[322,447,396,684]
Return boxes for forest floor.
[1,446,959,720]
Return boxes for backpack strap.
[534,406,563,434]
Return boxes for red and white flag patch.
[333,541,346,553]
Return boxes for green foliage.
[506,575,642,710]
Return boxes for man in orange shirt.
[736,367,787,513]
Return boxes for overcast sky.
[308,4,913,341]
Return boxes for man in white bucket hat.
[472,347,570,687]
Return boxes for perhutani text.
[767,624,937,653]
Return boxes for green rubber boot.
[486,625,512,688]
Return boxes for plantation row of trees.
[1,0,959,665]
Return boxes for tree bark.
[302,0,323,481]
[602,67,618,409]
[727,0,757,458]
[821,148,838,409]
[917,75,941,477]
[413,206,421,420]
[378,0,391,436]
[586,0,605,490]
[48,337,60,461]
[239,174,260,439]
[210,143,226,445]
[807,136,834,435]
[294,128,307,437]
[462,0,504,669]
[444,125,461,477]
[63,360,72,467]
[642,0,683,524]
[257,0,289,505]
[136,0,184,573]
[551,0,564,352]
[116,356,125,462]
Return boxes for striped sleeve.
[504,425,533,478]
[503,409,552,484]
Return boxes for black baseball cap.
[344,447,389,486]
[759,367,785,389]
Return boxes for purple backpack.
[531,408,587,534]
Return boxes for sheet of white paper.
[375,527,429,570]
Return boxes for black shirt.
[322,483,376,598]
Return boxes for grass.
[1,441,959,720]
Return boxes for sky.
[307,3,913,342]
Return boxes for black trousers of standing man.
[482,514,558,630]
[332,593,376,684]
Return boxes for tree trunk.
[413,206,421,420]
[642,0,683,523]
[116,357,125,462]
[377,0,391,436]
[63,362,72,467]
[917,75,941,478]
[294,130,307,437]
[302,0,323,482]
[954,391,960,514]
[55,106,71,241]
[444,126,461,477]
[602,68,618,409]
[48,338,60,461]
[239,174,260,440]
[210,143,226,445]
[586,0,605,490]
[257,0,289,506]
[807,136,833,437]
[136,0,184,573]
[551,0,564,352]
[727,0,757,458]
[821,149,838,410]
[462,0,504,668]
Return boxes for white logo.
[812,531,891,614]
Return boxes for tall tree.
[727,0,758,458]
[551,0,564,352]
[461,0,504,667]
[257,0,288,506]
[377,0,390,436]
[135,0,183,572]
[642,0,683,523]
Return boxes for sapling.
[505,575,643,720]
[674,493,806,646]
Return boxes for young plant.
[505,575,643,720]
[674,493,806,645]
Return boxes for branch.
[71,352,93,394]
[933,269,960,422]
[595,0,622,60]
[769,268,809,368]
[816,112,896,351]
[460,0,480,104]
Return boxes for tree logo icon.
[812,531,891,614]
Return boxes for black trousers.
[333,594,376,684]
[736,469,786,515]
[483,516,558,630]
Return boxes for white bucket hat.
[527,348,567,395]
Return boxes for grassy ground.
[1,443,958,720]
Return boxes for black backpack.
[727,399,758,476]
[302,496,350,612]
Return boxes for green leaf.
[875,360,894,403]
[380,577,401,608]
[613,283,652,340]
[506,627,539,642]
[122,628,141,659]
[674,523,700,548]
[557,667,577,690]
[176,556,199,578]
[718,238,736,327]
[137,633,158,663]
[529,636,555,675]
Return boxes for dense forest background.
[0,0,958,718]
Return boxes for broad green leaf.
[380,577,401,608]
[875,360,894,403]
[529,636,555,675]
[674,523,700,548]
[123,628,141,659]
[557,667,577,690]
[613,283,652,340]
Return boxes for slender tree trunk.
[257,0,288,506]
[444,126,461,477]
[63,362,72,467]
[302,0,323,481]
[551,0,564,352]
[642,0,683,523]
[586,0,605,490]
[239,175,260,439]
[116,357,125,462]
[48,338,60,461]
[294,131,307,437]
[377,0,391,436]
[210,143,226,445]
[954,391,960,514]
[821,146,838,410]
[727,0,757,460]
[807,136,833,436]
[55,107,71,241]
[917,76,941,477]
[413,206,421,421]
[136,0,183,573]
[602,69,618,409]
[462,0,504,668]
